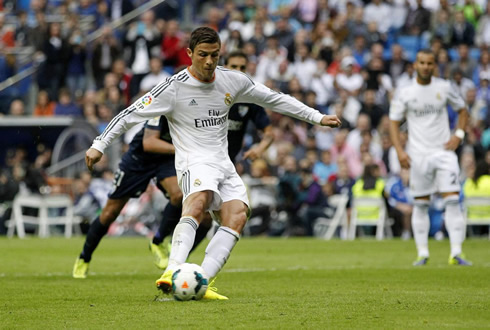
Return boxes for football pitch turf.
[1,237,489,329]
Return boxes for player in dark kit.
[73,116,183,278]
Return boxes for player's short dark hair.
[189,27,221,51]
[224,51,248,65]
[416,49,435,60]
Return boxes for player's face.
[187,42,220,82]
[225,56,247,73]
[414,53,435,83]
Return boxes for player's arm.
[142,127,175,154]
[388,91,410,169]
[243,125,274,160]
[85,84,176,171]
[445,82,470,151]
[236,80,341,128]
[445,107,469,151]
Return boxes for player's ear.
[186,48,192,58]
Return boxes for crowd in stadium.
[0,0,490,238]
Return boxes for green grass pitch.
[1,237,489,329]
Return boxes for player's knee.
[169,190,183,206]
[99,209,118,225]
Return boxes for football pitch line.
[2,263,489,278]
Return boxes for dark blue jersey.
[121,116,173,170]
[227,103,270,162]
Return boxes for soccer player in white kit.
[389,50,471,266]
[85,27,341,299]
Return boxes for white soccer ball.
[172,263,209,301]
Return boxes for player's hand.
[85,148,103,172]
[243,146,263,161]
[444,135,461,151]
[397,150,411,169]
[320,115,341,128]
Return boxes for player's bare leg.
[151,176,183,269]
[74,198,129,278]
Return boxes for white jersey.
[389,77,466,155]
[92,67,324,172]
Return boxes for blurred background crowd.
[0,0,489,238]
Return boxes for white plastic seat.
[350,196,391,240]
[313,194,349,240]
[464,196,490,239]
[7,194,81,238]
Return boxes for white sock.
[166,217,198,271]
[412,200,430,258]
[201,226,240,279]
[444,195,465,257]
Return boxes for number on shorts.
[112,169,125,188]
[450,172,457,185]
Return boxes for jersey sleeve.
[145,116,162,130]
[236,77,324,125]
[91,83,176,153]
[250,105,271,130]
[389,89,407,121]
[447,82,466,111]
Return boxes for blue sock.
[80,217,109,262]
[153,203,182,245]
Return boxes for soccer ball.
[172,263,209,301]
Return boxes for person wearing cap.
[334,56,364,96]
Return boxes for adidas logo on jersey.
[189,99,198,106]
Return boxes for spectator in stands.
[431,9,453,47]
[331,129,363,178]
[291,43,317,91]
[436,48,452,79]
[396,62,415,88]
[451,43,478,79]
[9,99,25,116]
[335,56,363,97]
[451,10,475,46]
[473,49,490,85]
[33,90,55,116]
[108,0,134,21]
[66,29,87,99]
[161,20,182,68]
[463,160,490,236]
[386,44,409,84]
[457,0,483,28]
[360,89,386,129]
[476,2,490,47]
[139,57,170,93]
[256,35,288,84]
[313,150,338,183]
[386,168,413,239]
[363,0,392,35]
[451,68,476,100]
[404,0,431,35]
[466,88,487,128]
[91,26,121,90]
[0,12,15,49]
[124,10,161,99]
[37,22,69,101]
[54,88,82,117]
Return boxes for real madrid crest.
[194,179,201,187]
[224,93,233,106]
[436,93,441,100]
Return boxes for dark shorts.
[109,157,176,199]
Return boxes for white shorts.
[177,163,250,212]
[409,150,460,197]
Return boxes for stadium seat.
[349,196,392,240]
[313,193,349,240]
[397,35,420,53]
[464,196,490,239]
[7,194,81,238]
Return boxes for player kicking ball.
[85,27,341,299]
[389,49,472,266]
